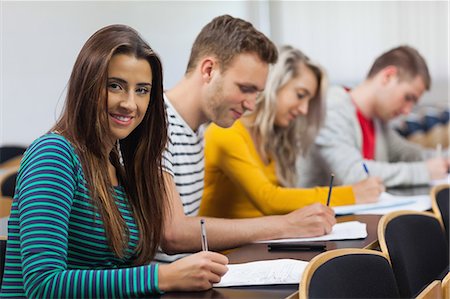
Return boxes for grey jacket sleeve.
[382,124,425,162]
[313,86,429,188]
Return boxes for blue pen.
[362,162,370,176]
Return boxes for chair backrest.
[0,146,26,165]
[0,168,19,199]
[431,184,450,239]
[300,248,400,298]
[378,211,449,298]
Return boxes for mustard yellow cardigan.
[199,120,355,218]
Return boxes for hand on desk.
[426,157,449,180]
[158,251,229,292]
[283,203,336,238]
[352,177,384,204]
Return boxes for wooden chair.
[442,272,450,299]
[0,166,19,199]
[378,211,449,298]
[0,198,12,219]
[415,280,442,299]
[299,248,400,298]
[0,146,26,169]
[431,184,450,239]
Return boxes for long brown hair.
[53,24,167,264]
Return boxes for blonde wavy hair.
[246,46,327,187]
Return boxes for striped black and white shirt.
[155,96,205,263]
[162,95,205,217]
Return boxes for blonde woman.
[199,46,384,219]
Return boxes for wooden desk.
[162,214,381,299]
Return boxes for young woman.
[199,46,384,219]
[0,25,227,298]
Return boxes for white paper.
[214,259,307,287]
[430,174,450,186]
[333,192,431,215]
[255,221,367,244]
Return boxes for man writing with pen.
[268,174,333,252]
[300,45,449,188]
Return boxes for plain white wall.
[269,1,449,106]
[1,1,263,146]
[1,1,449,147]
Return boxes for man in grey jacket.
[299,45,449,188]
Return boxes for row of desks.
[0,212,381,298]
[162,214,381,299]
[1,185,428,298]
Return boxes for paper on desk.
[430,174,450,186]
[333,192,431,215]
[214,259,307,287]
[255,221,367,244]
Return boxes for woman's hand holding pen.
[282,203,336,238]
[158,251,229,292]
[352,177,384,204]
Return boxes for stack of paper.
[214,259,307,287]
[256,221,367,244]
[333,192,430,215]
[430,174,450,186]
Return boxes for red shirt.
[345,87,376,160]
[356,108,376,160]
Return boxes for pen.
[362,162,370,176]
[326,174,334,206]
[200,219,208,251]
[268,242,326,252]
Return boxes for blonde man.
[158,16,336,263]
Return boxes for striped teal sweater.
[0,133,161,298]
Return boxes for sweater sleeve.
[384,125,425,162]
[16,135,161,298]
[205,124,355,216]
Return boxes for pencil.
[200,219,208,251]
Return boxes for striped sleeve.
[16,135,161,298]
[162,136,175,177]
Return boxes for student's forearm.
[161,214,286,253]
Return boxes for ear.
[380,66,398,85]
[199,57,217,83]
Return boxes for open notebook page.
[333,192,430,215]
[214,259,307,287]
[430,173,450,186]
[255,221,367,244]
